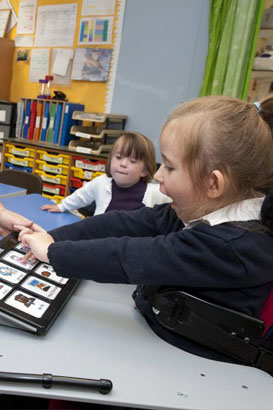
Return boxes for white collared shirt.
[184,197,265,229]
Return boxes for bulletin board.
[7,0,125,113]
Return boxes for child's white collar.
[184,197,265,229]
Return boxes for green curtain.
[199,0,265,99]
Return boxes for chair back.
[261,285,273,339]
[0,169,42,194]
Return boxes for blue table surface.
[0,183,26,195]
[1,193,80,231]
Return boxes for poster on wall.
[29,48,49,83]
[0,0,17,32]
[0,9,10,37]
[35,3,77,47]
[78,16,113,45]
[71,48,112,82]
[16,0,37,35]
[81,0,116,16]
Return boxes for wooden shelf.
[259,28,273,38]
[4,138,109,160]
[251,70,273,79]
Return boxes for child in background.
[40,132,171,215]
[19,95,273,364]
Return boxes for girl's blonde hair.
[163,95,273,208]
[106,132,156,183]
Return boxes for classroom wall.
[6,0,210,161]
[7,0,119,113]
[111,0,210,161]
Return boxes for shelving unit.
[2,107,127,204]
[69,111,127,155]
[17,99,84,146]
[248,1,273,101]
[1,139,108,204]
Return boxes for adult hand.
[0,207,34,237]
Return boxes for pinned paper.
[52,48,74,76]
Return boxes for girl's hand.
[20,232,54,263]
[15,223,46,243]
[40,204,60,212]
[21,249,35,263]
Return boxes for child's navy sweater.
[48,204,273,361]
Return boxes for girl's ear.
[141,168,148,178]
[207,170,225,199]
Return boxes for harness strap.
[141,286,273,374]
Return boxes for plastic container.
[71,166,104,180]
[4,153,34,168]
[37,79,48,99]
[43,182,66,196]
[4,162,32,173]
[36,159,69,175]
[45,75,54,99]
[37,150,70,165]
[5,143,35,158]
[72,156,106,172]
[35,170,67,185]
[70,177,83,189]
[42,193,64,204]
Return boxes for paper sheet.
[81,0,116,16]
[17,0,37,34]
[0,9,10,37]
[51,54,73,86]
[0,0,17,32]
[52,48,74,76]
[15,34,33,47]
[29,48,49,83]
[78,16,113,45]
[35,3,77,47]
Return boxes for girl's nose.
[120,157,128,167]
[154,165,163,182]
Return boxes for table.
[1,193,79,231]
[0,183,26,199]
[0,194,273,410]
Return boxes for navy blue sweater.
[48,204,273,361]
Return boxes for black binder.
[0,233,79,335]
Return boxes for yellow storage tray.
[71,167,104,180]
[5,153,34,168]
[5,143,35,158]
[42,193,64,204]
[36,160,69,175]
[37,150,70,165]
[35,170,67,186]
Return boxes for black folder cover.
[0,232,79,335]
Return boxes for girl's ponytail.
[257,94,273,134]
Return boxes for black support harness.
[141,285,273,375]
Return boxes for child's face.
[154,125,200,222]
[110,149,147,188]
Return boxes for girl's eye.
[130,159,137,163]
[164,164,173,171]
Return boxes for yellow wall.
[7,0,120,112]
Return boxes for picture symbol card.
[0,238,80,336]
